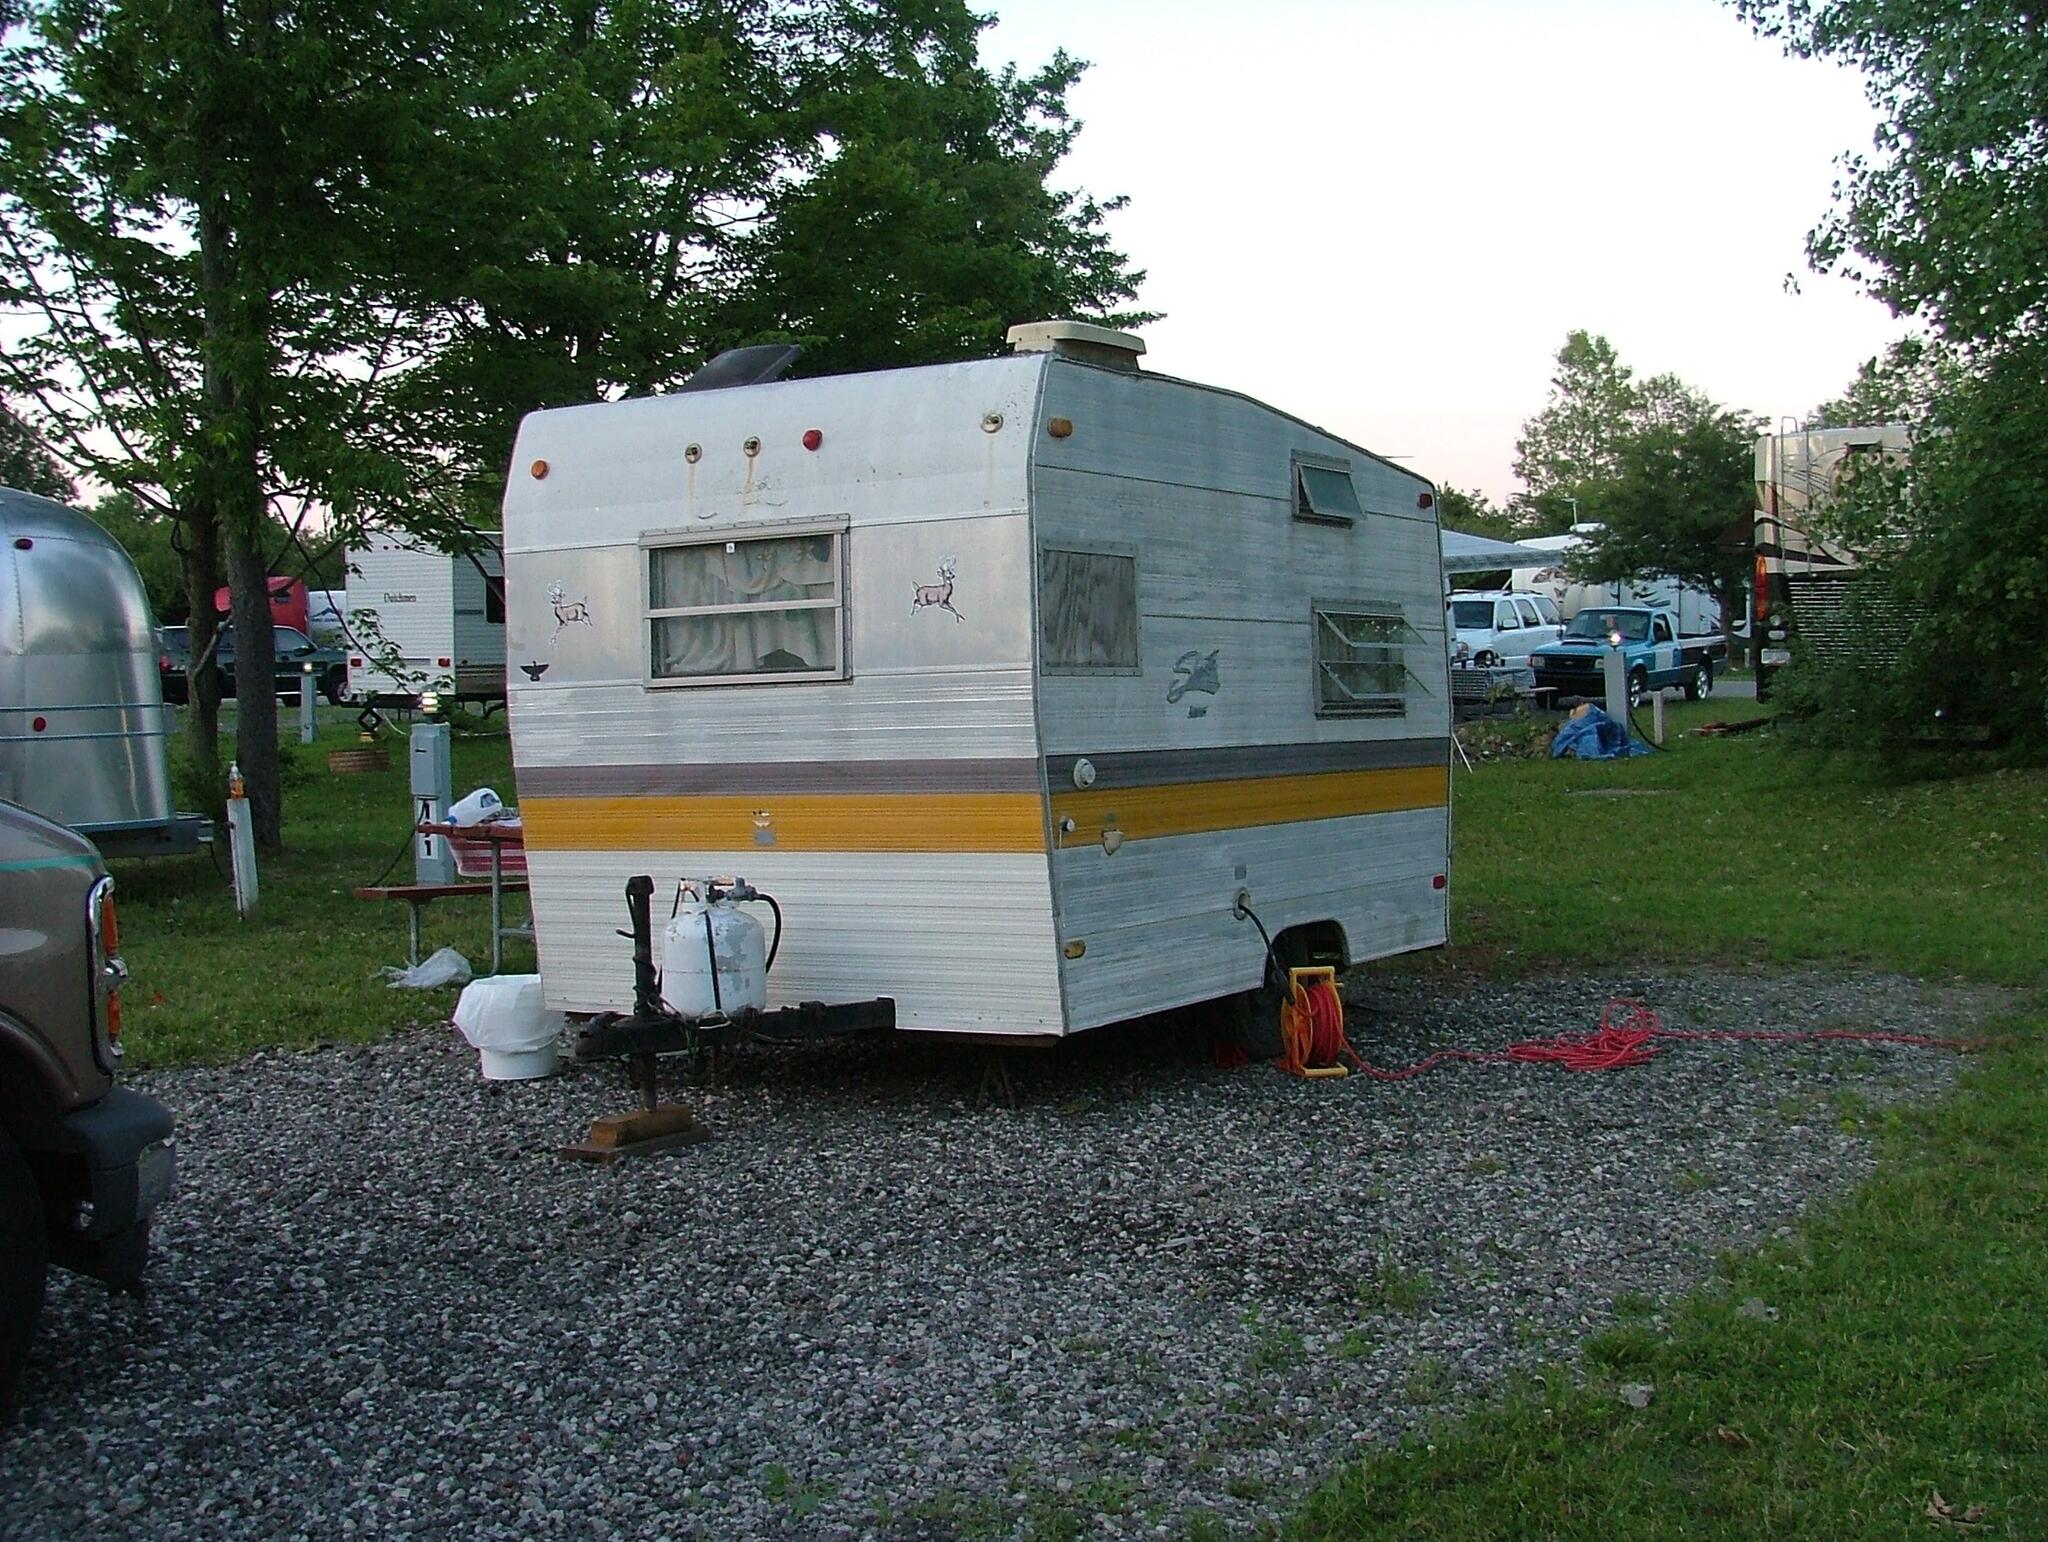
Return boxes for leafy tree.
[398,2,1145,524]
[4,0,1144,841]
[1741,1,2048,748]
[0,398,72,498]
[0,0,477,843]
[1575,403,1762,656]
[718,42,1148,376]
[1736,2,2048,354]
[1512,330,1642,531]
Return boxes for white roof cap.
[1004,319,1146,370]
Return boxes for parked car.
[1447,589,1565,666]
[0,799,176,1419]
[1529,605,1729,707]
[158,623,348,706]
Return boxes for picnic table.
[354,818,533,974]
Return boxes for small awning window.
[1295,462,1362,526]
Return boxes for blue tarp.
[1551,706,1652,760]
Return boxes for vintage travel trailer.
[0,487,206,857]
[501,323,1452,1040]
[344,533,507,705]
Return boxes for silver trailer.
[0,488,207,858]
[502,323,1452,1039]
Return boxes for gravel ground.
[1,967,1994,1540]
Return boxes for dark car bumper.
[40,1087,176,1288]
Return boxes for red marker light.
[350,657,363,668]
[32,716,47,732]
[436,657,451,668]
[802,428,823,451]
[1417,491,1435,509]
[1431,873,1447,890]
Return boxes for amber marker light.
[530,459,549,479]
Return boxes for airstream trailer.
[502,323,1452,1040]
[0,487,207,857]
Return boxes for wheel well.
[1277,920,1349,973]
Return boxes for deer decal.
[548,582,593,647]
[911,556,964,622]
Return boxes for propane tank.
[660,881,767,1018]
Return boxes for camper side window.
[1040,548,1140,673]
[1313,607,1408,718]
[645,530,845,685]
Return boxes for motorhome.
[500,322,1452,1040]
[1752,423,1912,695]
[344,534,506,706]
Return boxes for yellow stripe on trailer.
[1051,764,1447,847]
[523,764,1448,855]
[520,792,1048,854]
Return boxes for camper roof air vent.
[1005,320,1146,372]
[677,343,804,394]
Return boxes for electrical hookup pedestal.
[409,720,455,885]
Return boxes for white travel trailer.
[1509,523,1723,634]
[344,534,506,705]
[502,323,1452,1040]
[0,487,206,857]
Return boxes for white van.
[1448,589,1563,665]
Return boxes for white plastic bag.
[383,946,473,990]
[447,787,504,825]
[451,973,565,1080]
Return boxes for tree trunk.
[179,502,224,806]
[196,0,283,849]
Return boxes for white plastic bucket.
[452,974,564,1081]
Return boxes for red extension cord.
[1351,996,1994,1081]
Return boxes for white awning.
[1440,529,1561,575]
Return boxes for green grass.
[1446,698,2048,983]
[1296,712,2048,1540]
[111,719,530,1065]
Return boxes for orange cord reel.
[1278,966,1359,1079]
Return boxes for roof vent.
[1005,320,1146,372]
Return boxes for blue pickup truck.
[1529,606,1728,708]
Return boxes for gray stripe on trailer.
[518,758,1044,797]
[1045,738,1445,789]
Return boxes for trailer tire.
[0,1131,48,1423]
[1224,926,1344,1061]
[1683,662,1712,701]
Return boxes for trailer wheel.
[321,666,349,706]
[0,1131,48,1423]
[1223,927,1341,1061]
[1627,667,1648,709]
[1683,662,1712,701]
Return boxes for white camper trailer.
[502,323,1452,1041]
[344,534,506,705]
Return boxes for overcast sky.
[981,0,1905,506]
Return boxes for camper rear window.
[1313,607,1410,718]
[645,530,845,685]
[1040,548,1140,673]
[1295,460,1362,526]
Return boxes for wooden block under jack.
[559,1103,712,1163]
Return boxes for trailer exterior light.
[437,657,451,668]
[530,459,549,479]
[1417,491,1434,509]
[1047,416,1074,439]
[802,428,823,451]
[1432,874,1447,890]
